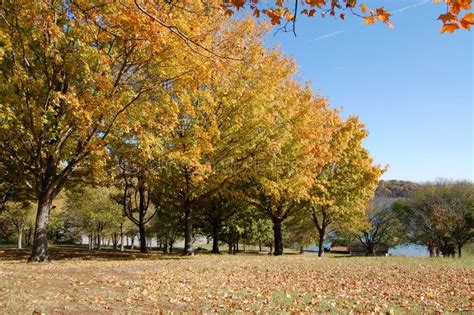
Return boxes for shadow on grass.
[0,245,354,261]
[0,244,186,262]
[199,249,341,257]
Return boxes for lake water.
[305,243,429,257]
[388,244,429,257]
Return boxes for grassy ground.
[0,246,472,313]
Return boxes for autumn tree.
[307,116,383,257]
[244,83,336,256]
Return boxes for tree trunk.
[91,232,95,250]
[131,235,135,251]
[138,223,147,253]
[135,176,149,253]
[272,218,283,256]
[29,193,53,262]
[163,237,169,254]
[120,223,124,252]
[97,233,101,250]
[259,241,262,252]
[183,202,193,255]
[211,219,220,254]
[317,228,325,258]
[367,243,376,256]
[17,226,23,250]
[457,242,462,258]
[27,228,32,246]
[428,244,434,257]
[112,233,118,251]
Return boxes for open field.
[0,247,472,313]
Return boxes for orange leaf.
[231,0,245,10]
[438,12,456,24]
[440,23,460,34]
[364,16,375,25]
[253,8,260,18]
[461,12,474,24]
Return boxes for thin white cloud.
[309,30,344,42]
[392,0,430,14]
[307,1,429,42]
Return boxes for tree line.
[2,179,472,258]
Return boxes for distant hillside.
[375,180,419,198]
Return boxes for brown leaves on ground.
[0,251,472,313]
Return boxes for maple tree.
[306,116,383,257]
[244,84,336,255]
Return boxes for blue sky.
[264,0,473,183]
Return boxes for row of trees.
[0,1,382,261]
[2,180,472,259]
